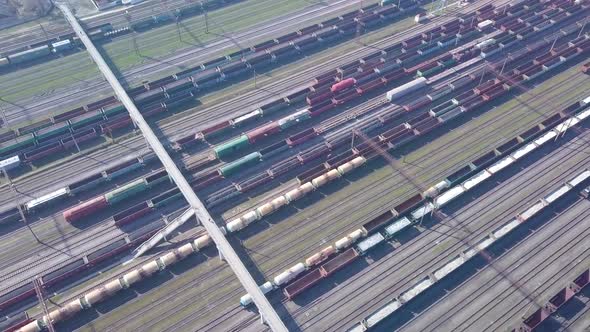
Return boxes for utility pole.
[34,277,56,332]
[578,21,587,38]
[253,68,257,88]
[499,57,508,75]
[70,131,81,153]
[125,11,140,56]
[550,36,558,52]
[201,2,209,34]
[0,101,8,126]
[3,168,27,225]
[38,21,49,42]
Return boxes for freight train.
[11,94,590,327]
[0,92,194,168]
[5,0,587,227]
[0,0,254,70]
[240,93,590,305]
[0,0,419,173]
[0,220,166,313]
[57,11,587,225]
[4,1,589,324]
[0,24,114,69]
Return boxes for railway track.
[298,130,590,332]
[135,68,590,331]
[0,8,464,207]
[0,0,251,54]
[0,0,286,99]
[222,126,590,331]
[405,203,590,332]
[0,0,383,126]
[0,0,457,134]
[1,0,584,328]
[1,36,584,324]
[0,0,500,209]
[0,27,584,308]
[217,66,585,222]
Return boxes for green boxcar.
[417,65,444,77]
[103,104,126,118]
[439,59,457,68]
[219,152,261,177]
[0,135,35,157]
[152,191,184,208]
[34,122,71,143]
[69,110,105,130]
[105,178,148,204]
[214,135,250,159]
[145,170,170,187]
[8,45,51,64]
[458,30,478,40]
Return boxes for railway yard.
[1,0,590,331]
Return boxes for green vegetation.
[44,64,590,332]
[0,0,311,105]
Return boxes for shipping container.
[17,118,53,136]
[145,169,170,187]
[393,193,422,215]
[446,165,472,185]
[199,121,232,140]
[0,135,35,159]
[297,164,327,184]
[0,57,9,68]
[285,88,311,104]
[309,100,336,117]
[0,311,31,332]
[150,188,183,208]
[61,128,97,148]
[103,158,142,180]
[0,282,34,310]
[0,130,16,145]
[0,155,21,171]
[0,207,22,224]
[286,127,317,146]
[237,172,272,192]
[260,140,289,158]
[34,121,71,143]
[101,114,133,133]
[298,144,329,164]
[362,210,395,234]
[268,156,300,177]
[25,187,69,211]
[68,110,104,130]
[278,109,311,129]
